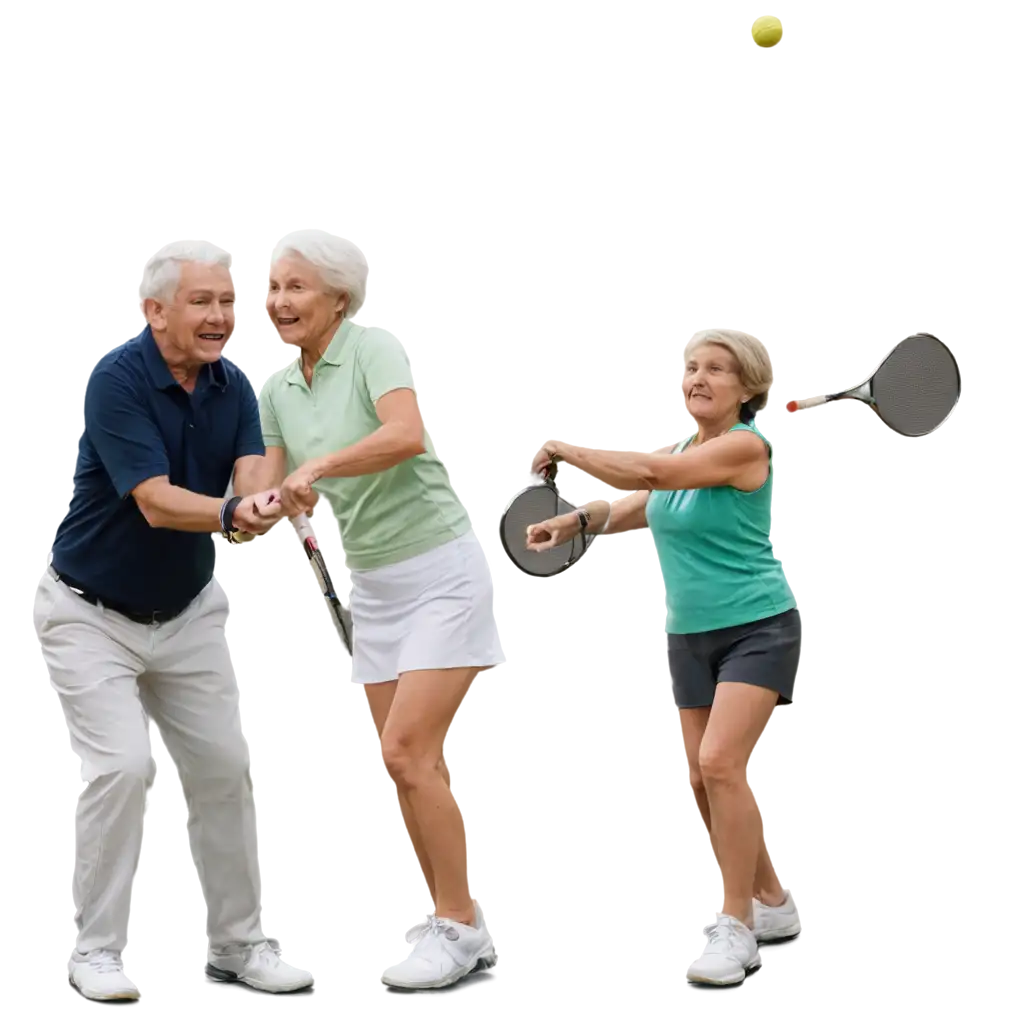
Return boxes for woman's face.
[266,255,346,348]
[683,343,748,422]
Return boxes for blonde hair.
[684,328,773,422]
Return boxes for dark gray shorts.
[667,609,801,709]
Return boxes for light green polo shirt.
[259,319,471,570]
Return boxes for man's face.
[146,261,235,363]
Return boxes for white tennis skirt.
[348,530,505,685]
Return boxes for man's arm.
[86,368,276,534]
[132,476,225,531]
[232,448,288,498]
[83,369,219,531]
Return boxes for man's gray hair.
[271,229,369,318]
[139,240,232,305]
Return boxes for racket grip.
[786,395,828,412]
[290,513,315,543]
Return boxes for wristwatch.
[220,496,243,543]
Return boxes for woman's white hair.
[271,229,369,318]
[139,240,232,305]
[685,328,774,422]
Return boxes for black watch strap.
[220,496,243,540]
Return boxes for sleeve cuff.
[114,466,170,500]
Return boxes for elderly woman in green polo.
[255,230,504,991]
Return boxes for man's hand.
[279,464,322,518]
[232,490,286,536]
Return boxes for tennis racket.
[499,464,596,577]
[291,513,353,655]
[786,333,960,436]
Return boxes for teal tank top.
[645,421,796,634]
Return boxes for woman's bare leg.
[679,700,782,917]
[365,680,452,905]
[377,667,478,924]
[697,683,781,926]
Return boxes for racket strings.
[872,334,959,436]
[500,484,592,576]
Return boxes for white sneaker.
[686,914,761,986]
[401,901,497,954]
[382,901,498,990]
[206,939,314,993]
[753,890,801,943]
[68,950,140,1001]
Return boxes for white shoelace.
[403,917,436,946]
[247,940,284,968]
[83,951,125,974]
[702,921,744,957]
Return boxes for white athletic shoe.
[753,890,802,943]
[401,901,493,954]
[686,914,761,986]
[68,949,140,1001]
[381,901,498,990]
[206,939,314,993]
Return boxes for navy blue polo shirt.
[51,326,265,614]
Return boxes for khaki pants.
[33,569,265,955]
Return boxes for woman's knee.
[380,730,436,789]
[698,741,744,787]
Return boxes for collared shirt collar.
[284,319,354,385]
[140,325,229,392]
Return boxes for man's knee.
[179,735,252,796]
[82,748,156,798]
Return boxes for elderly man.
[32,240,313,1001]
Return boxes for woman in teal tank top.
[525,329,802,987]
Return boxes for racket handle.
[786,395,828,412]
[291,513,315,542]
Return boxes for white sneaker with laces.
[382,900,497,990]
[399,901,495,954]
[686,914,761,986]
[753,890,801,943]
[206,939,313,993]
[68,950,140,1001]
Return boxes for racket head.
[499,478,592,577]
[868,333,961,436]
[301,532,354,651]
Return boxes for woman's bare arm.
[585,487,647,536]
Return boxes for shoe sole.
[198,958,319,999]
[62,974,144,1007]
[380,942,499,991]
[686,958,762,987]
[755,924,802,945]
[205,964,314,993]
[69,976,139,1001]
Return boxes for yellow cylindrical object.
[745,7,1024,55]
